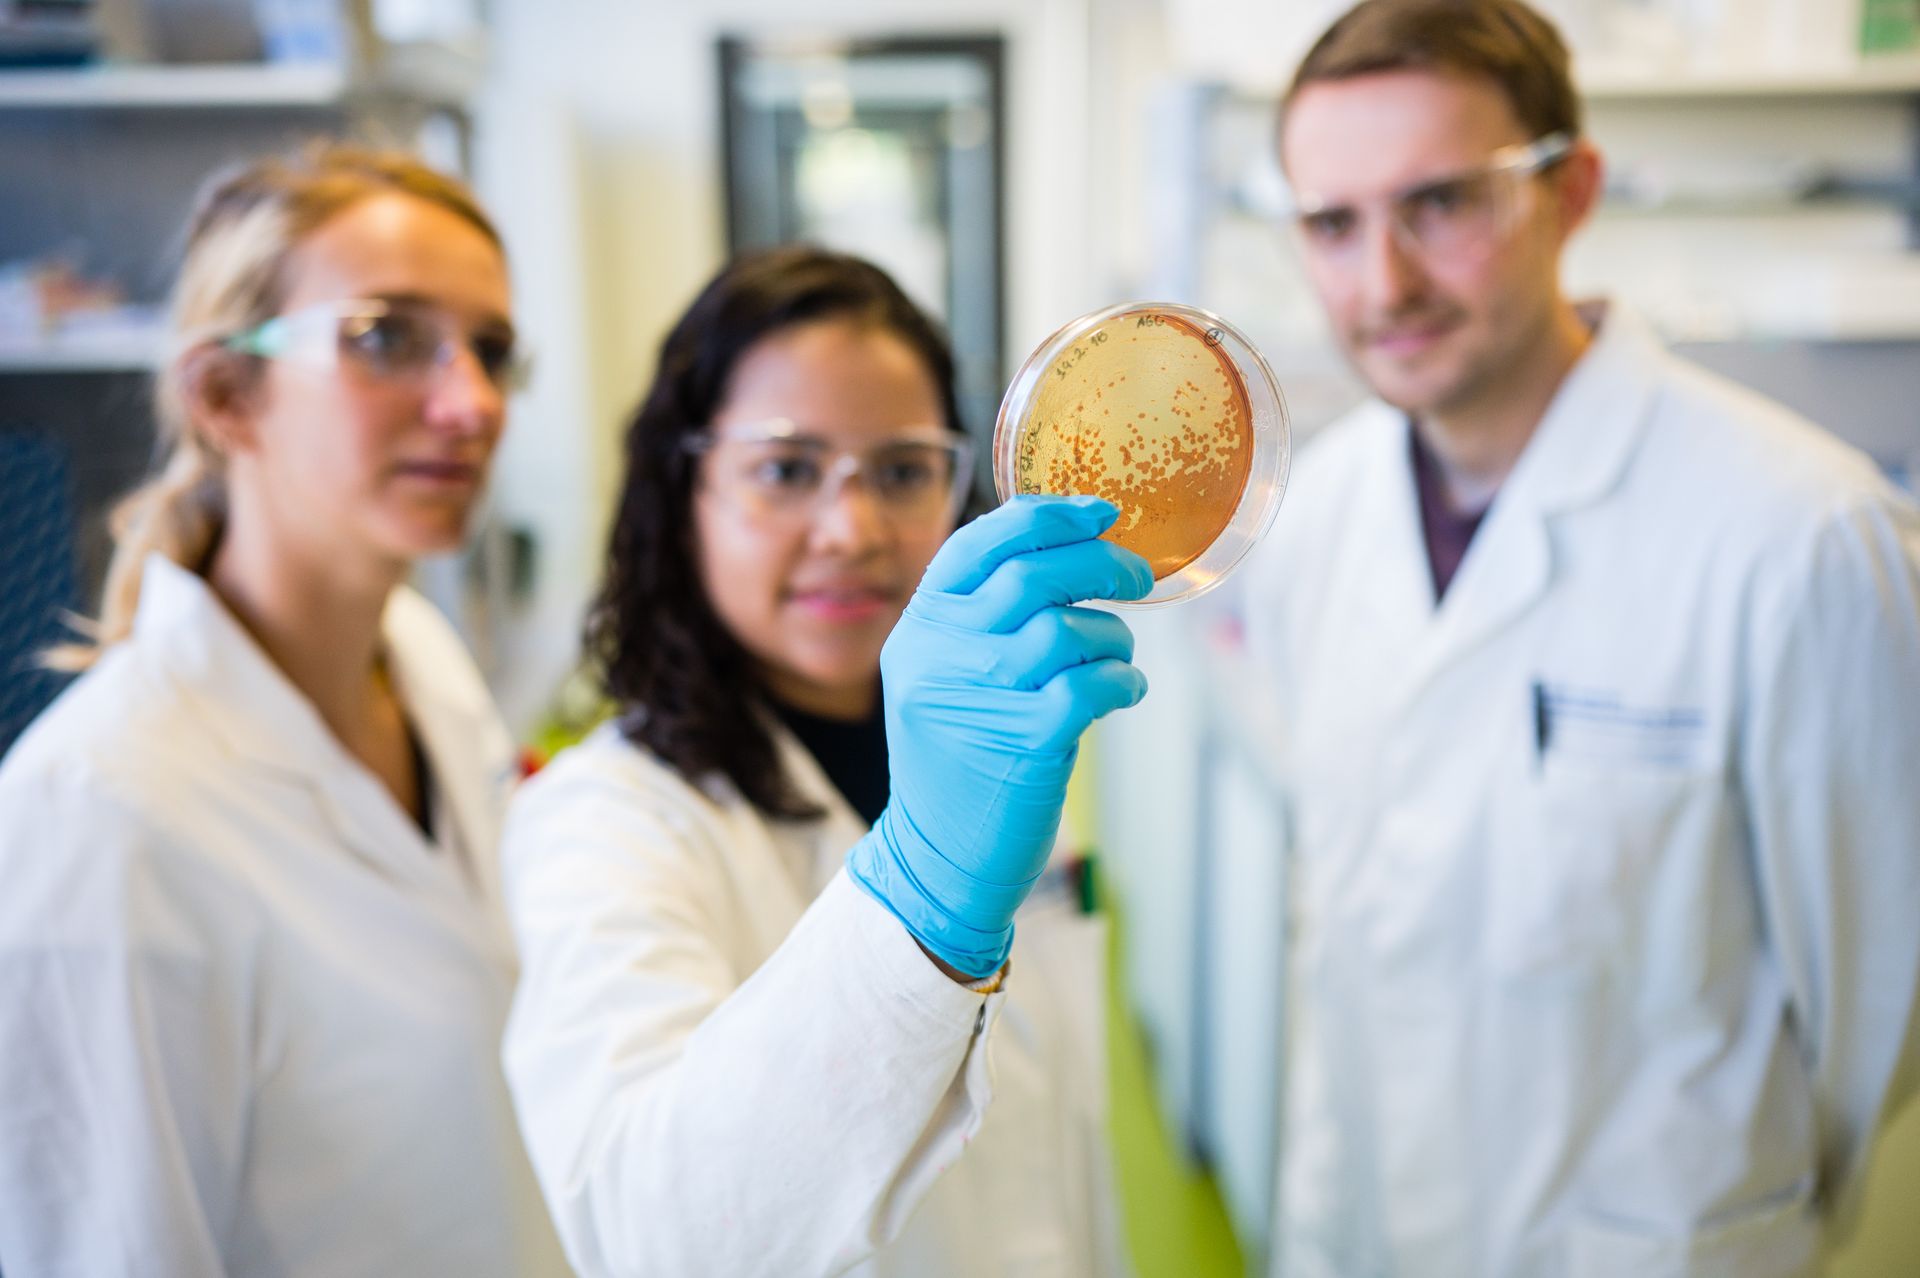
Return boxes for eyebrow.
[1300,163,1489,211]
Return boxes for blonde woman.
[0,146,568,1274]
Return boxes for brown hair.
[47,142,501,671]
[1282,0,1581,142]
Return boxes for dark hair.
[587,244,963,820]
[1283,0,1581,143]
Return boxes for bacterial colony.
[1010,312,1253,579]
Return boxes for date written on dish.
[1051,328,1112,378]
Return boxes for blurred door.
[719,34,1005,498]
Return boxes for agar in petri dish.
[994,302,1289,606]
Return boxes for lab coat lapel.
[1407,479,1553,693]
[1347,404,1439,646]
[380,590,513,911]
[768,724,871,898]
[136,557,454,896]
[1399,305,1662,697]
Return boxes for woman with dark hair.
[589,244,967,826]
[499,245,1142,1276]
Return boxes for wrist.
[845,812,1017,978]
[916,939,1009,991]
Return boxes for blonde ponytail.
[42,439,226,671]
[45,141,500,671]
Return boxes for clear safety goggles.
[1286,131,1573,266]
[689,420,974,527]
[223,296,530,392]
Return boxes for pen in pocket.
[1532,680,1552,763]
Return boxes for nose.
[422,341,506,438]
[1357,213,1427,312]
[807,466,892,557]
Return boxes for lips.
[393,459,484,486]
[1363,311,1462,358]
[786,583,900,622]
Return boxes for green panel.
[1825,1097,1920,1275]
[1104,875,1246,1277]
[1861,0,1920,51]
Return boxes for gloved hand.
[847,495,1152,978]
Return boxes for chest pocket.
[1487,755,1730,982]
[1566,1177,1818,1278]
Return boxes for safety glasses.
[223,296,529,392]
[689,420,974,527]
[1286,131,1573,266]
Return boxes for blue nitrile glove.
[847,494,1153,978]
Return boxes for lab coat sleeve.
[0,760,260,1277]
[499,762,1002,1278]
[1739,493,1920,1239]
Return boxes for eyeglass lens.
[1297,168,1513,259]
[711,436,967,520]
[337,303,522,388]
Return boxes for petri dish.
[993,301,1289,607]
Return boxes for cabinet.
[0,54,474,749]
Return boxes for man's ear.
[178,346,263,455]
[1552,138,1605,240]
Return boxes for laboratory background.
[1,0,1917,1273]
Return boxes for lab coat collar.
[381,589,512,907]
[1495,300,1664,520]
[1388,301,1666,695]
[134,554,365,780]
[747,707,872,899]
[1343,400,1441,641]
[131,555,492,905]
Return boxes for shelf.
[1218,57,1920,111]
[0,329,159,373]
[0,62,347,108]
[0,51,479,111]
[1721,323,1920,345]
[1581,56,1920,100]
[1598,187,1920,216]
[1648,316,1920,345]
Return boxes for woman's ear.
[178,346,263,455]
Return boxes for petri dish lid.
[993,301,1290,607]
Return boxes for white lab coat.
[1242,307,1920,1278]
[0,555,569,1277]
[501,719,1125,1278]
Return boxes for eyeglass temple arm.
[222,317,286,356]
[1509,130,1575,173]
